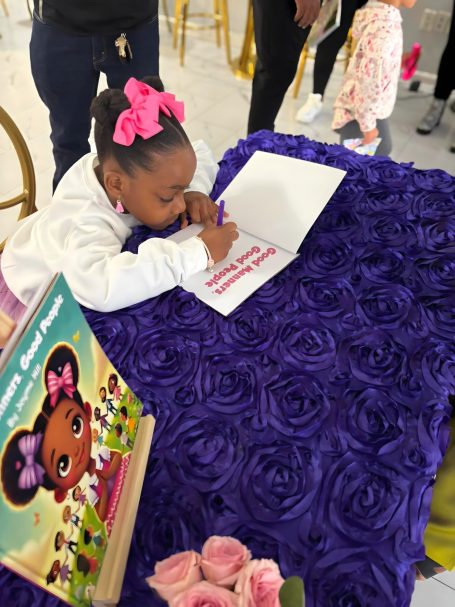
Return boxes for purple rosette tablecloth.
[1,132,454,607]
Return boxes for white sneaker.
[295,93,323,124]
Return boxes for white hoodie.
[1,140,217,312]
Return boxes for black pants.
[434,0,455,101]
[314,0,366,97]
[247,0,313,133]
[30,15,159,192]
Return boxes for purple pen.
[217,199,225,227]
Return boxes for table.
[1,132,454,606]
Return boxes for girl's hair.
[90,75,190,176]
[1,345,84,506]
[120,405,128,418]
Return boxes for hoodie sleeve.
[187,139,219,196]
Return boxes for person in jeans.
[30,0,160,191]
[296,0,367,124]
[247,0,321,134]
[416,0,455,153]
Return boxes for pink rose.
[235,559,284,607]
[201,536,252,588]
[171,581,239,607]
[146,550,202,602]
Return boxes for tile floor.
[0,4,455,604]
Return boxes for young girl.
[1,344,121,521]
[332,0,417,156]
[1,76,238,312]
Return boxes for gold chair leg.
[173,0,182,49]
[293,44,309,99]
[213,0,222,47]
[161,0,172,34]
[220,0,232,65]
[180,0,189,66]
[0,0,9,17]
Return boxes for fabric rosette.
[279,315,336,373]
[339,328,408,387]
[200,353,258,414]
[241,444,321,522]
[162,415,244,492]
[325,455,406,543]
[128,328,200,388]
[266,372,331,439]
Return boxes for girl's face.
[103,145,197,230]
[41,398,92,490]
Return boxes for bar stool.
[173,0,231,67]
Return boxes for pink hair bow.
[17,433,45,490]
[113,77,185,146]
[47,362,76,408]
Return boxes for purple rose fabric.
[2,132,454,607]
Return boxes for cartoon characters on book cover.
[0,276,142,606]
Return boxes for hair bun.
[90,88,130,129]
[141,75,165,93]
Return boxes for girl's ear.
[54,488,67,503]
[84,401,92,418]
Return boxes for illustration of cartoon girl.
[1,344,122,521]
[100,385,117,416]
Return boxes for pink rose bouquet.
[146,536,286,606]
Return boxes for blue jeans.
[30,15,160,191]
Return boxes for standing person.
[332,0,417,157]
[416,0,455,153]
[247,0,321,134]
[31,0,160,192]
[296,0,368,124]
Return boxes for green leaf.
[279,576,305,607]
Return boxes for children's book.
[0,274,155,607]
[169,151,346,316]
[307,0,342,48]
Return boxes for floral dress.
[332,1,403,133]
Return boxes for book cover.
[0,274,143,606]
[168,151,346,316]
[307,0,342,48]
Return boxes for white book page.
[216,151,346,254]
[168,224,297,316]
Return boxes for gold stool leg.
[180,0,189,66]
[220,0,232,65]
[231,0,255,79]
[0,0,9,17]
[293,43,309,99]
[173,0,182,49]
[161,0,172,34]
[213,0,222,47]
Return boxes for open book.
[0,274,155,607]
[169,151,346,316]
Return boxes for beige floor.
[0,4,455,603]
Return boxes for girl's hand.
[182,191,229,228]
[362,128,379,145]
[198,222,239,264]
